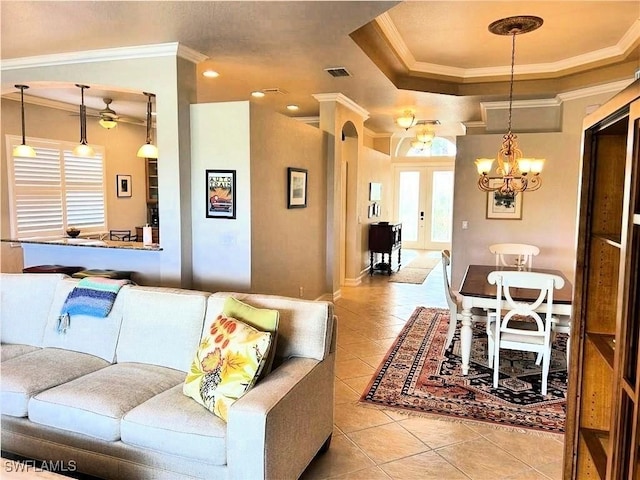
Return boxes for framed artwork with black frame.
[287,167,308,208]
[116,174,132,198]
[486,178,522,220]
[206,169,236,219]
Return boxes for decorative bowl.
[66,228,81,238]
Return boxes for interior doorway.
[394,164,454,250]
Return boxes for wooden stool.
[23,265,85,276]
[72,269,133,280]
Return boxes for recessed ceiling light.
[286,105,299,111]
[202,70,219,78]
[251,91,265,98]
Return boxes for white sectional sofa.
[0,273,336,479]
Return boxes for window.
[407,137,457,157]
[6,136,106,239]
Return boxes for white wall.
[190,102,252,292]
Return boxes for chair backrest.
[110,229,131,241]
[489,243,540,269]
[487,270,564,342]
[441,250,458,314]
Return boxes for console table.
[368,222,402,275]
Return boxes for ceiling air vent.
[262,88,288,95]
[325,67,351,78]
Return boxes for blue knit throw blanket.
[57,277,131,334]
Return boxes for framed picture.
[116,175,132,198]
[369,182,382,201]
[486,178,522,220]
[206,169,236,219]
[287,167,308,208]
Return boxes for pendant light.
[12,85,36,158]
[137,92,158,159]
[72,84,94,157]
[475,16,544,196]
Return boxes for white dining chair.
[441,250,488,349]
[489,243,540,269]
[486,270,565,395]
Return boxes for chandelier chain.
[508,32,516,136]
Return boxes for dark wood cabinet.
[145,158,158,204]
[565,79,639,479]
[368,222,402,275]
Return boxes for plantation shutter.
[6,136,106,239]
[63,149,106,230]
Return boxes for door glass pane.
[398,171,420,242]
[431,171,453,243]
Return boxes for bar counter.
[2,237,163,285]
[2,237,162,251]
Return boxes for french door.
[394,164,454,250]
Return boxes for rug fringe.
[361,401,563,439]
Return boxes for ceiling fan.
[96,98,119,129]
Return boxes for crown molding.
[374,13,414,70]
[556,78,635,101]
[293,116,320,125]
[481,97,562,112]
[312,93,370,120]
[2,93,77,114]
[2,42,207,71]
[381,17,640,80]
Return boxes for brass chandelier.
[476,15,545,196]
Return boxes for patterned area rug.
[361,307,567,434]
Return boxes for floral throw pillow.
[183,314,272,421]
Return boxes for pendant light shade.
[137,92,158,159]
[73,84,94,157]
[12,85,36,158]
[99,118,118,130]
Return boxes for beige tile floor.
[302,250,565,480]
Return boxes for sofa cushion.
[41,278,129,362]
[28,363,185,441]
[116,286,209,372]
[0,273,65,347]
[1,348,109,417]
[222,296,279,377]
[183,314,271,421]
[1,344,40,362]
[212,292,333,361]
[121,384,227,465]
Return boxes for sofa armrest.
[227,353,335,480]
